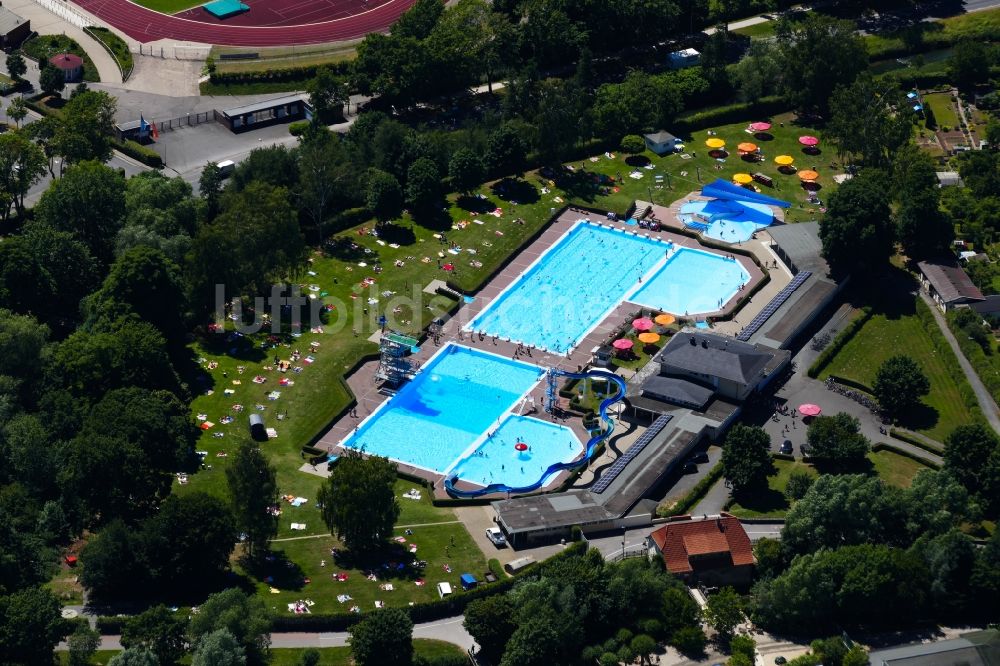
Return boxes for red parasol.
[632,317,654,331]
[612,338,634,350]
[798,404,822,417]
[442,263,455,271]
[515,442,528,452]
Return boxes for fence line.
[29,0,90,29]
[605,543,648,563]
[152,110,214,133]
[132,43,211,61]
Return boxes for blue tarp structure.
[203,0,249,19]
[460,573,477,590]
[700,179,792,208]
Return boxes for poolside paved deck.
[314,205,771,498]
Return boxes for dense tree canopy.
[349,607,414,666]
[819,170,894,277]
[804,413,870,470]
[318,451,400,553]
[873,355,930,417]
[720,424,773,493]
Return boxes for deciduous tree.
[318,450,399,553]
[819,170,893,277]
[720,424,773,493]
[464,594,518,662]
[5,53,25,80]
[0,131,46,225]
[874,355,930,417]
[349,607,413,666]
[121,604,189,665]
[225,441,279,562]
[448,148,485,195]
[192,628,246,666]
[188,588,271,666]
[366,168,404,222]
[804,413,870,470]
[704,587,744,643]
[0,586,67,663]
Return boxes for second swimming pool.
[466,221,748,353]
[340,344,582,487]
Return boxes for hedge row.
[208,60,352,86]
[807,307,874,378]
[871,442,940,469]
[914,298,984,423]
[826,374,875,395]
[661,462,725,517]
[946,311,1000,408]
[889,427,944,455]
[95,616,125,634]
[269,541,589,631]
[673,96,787,134]
[113,139,163,168]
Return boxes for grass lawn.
[731,20,777,39]
[21,34,99,82]
[85,27,134,79]
[923,92,960,130]
[727,459,817,518]
[868,449,932,487]
[819,289,975,442]
[130,0,204,13]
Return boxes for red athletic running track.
[72,0,418,45]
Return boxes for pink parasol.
[750,121,772,132]
[612,338,634,350]
[515,442,528,452]
[798,135,819,147]
[442,263,455,271]
[633,317,654,331]
[798,403,822,417]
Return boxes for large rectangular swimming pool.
[340,345,581,484]
[466,221,748,353]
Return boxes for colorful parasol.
[737,142,758,153]
[612,338,634,350]
[798,135,819,147]
[633,317,655,331]
[750,121,772,132]
[654,313,675,326]
[733,173,753,185]
[442,263,455,271]
[638,332,660,344]
[705,137,726,149]
[774,155,794,166]
[798,404,822,417]
[797,170,819,181]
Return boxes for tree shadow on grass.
[411,205,454,233]
[812,456,875,477]
[323,236,369,262]
[894,401,940,433]
[489,177,540,205]
[552,170,604,204]
[376,222,417,246]
[456,194,498,214]
[330,542,425,583]
[246,550,308,593]
[624,155,651,168]
[732,486,788,516]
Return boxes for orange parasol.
[654,313,675,326]
[638,332,660,344]
[737,142,758,153]
[798,170,819,181]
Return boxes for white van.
[216,160,235,177]
[436,582,453,599]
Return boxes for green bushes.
[84,27,133,81]
[288,120,310,136]
[807,307,874,378]
[947,308,1000,407]
[674,96,787,134]
[208,60,352,87]
[915,299,984,422]
[113,139,163,168]
[871,442,940,469]
[889,428,944,455]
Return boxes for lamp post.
[621,526,627,560]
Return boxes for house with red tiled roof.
[646,513,754,587]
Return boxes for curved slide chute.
[443,369,627,498]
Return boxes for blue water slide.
[701,178,792,208]
[443,369,628,498]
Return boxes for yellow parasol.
[654,313,675,326]
[774,155,794,166]
[732,173,753,185]
[705,137,726,149]
[638,332,660,344]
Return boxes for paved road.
[919,291,1000,434]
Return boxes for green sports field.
[130,0,205,15]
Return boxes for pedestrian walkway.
[919,291,1000,434]
[5,0,121,83]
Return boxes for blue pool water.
[447,415,583,488]
[467,222,746,352]
[341,345,544,473]
[629,248,749,315]
[679,199,774,243]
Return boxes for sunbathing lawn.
[868,449,933,487]
[819,296,974,442]
[727,459,817,519]
[128,111,837,610]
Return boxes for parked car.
[688,451,709,464]
[780,440,793,455]
[485,527,506,547]
[682,462,698,474]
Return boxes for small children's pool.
[446,415,583,488]
[679,199,773,243]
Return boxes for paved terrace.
[314,205,771,497]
